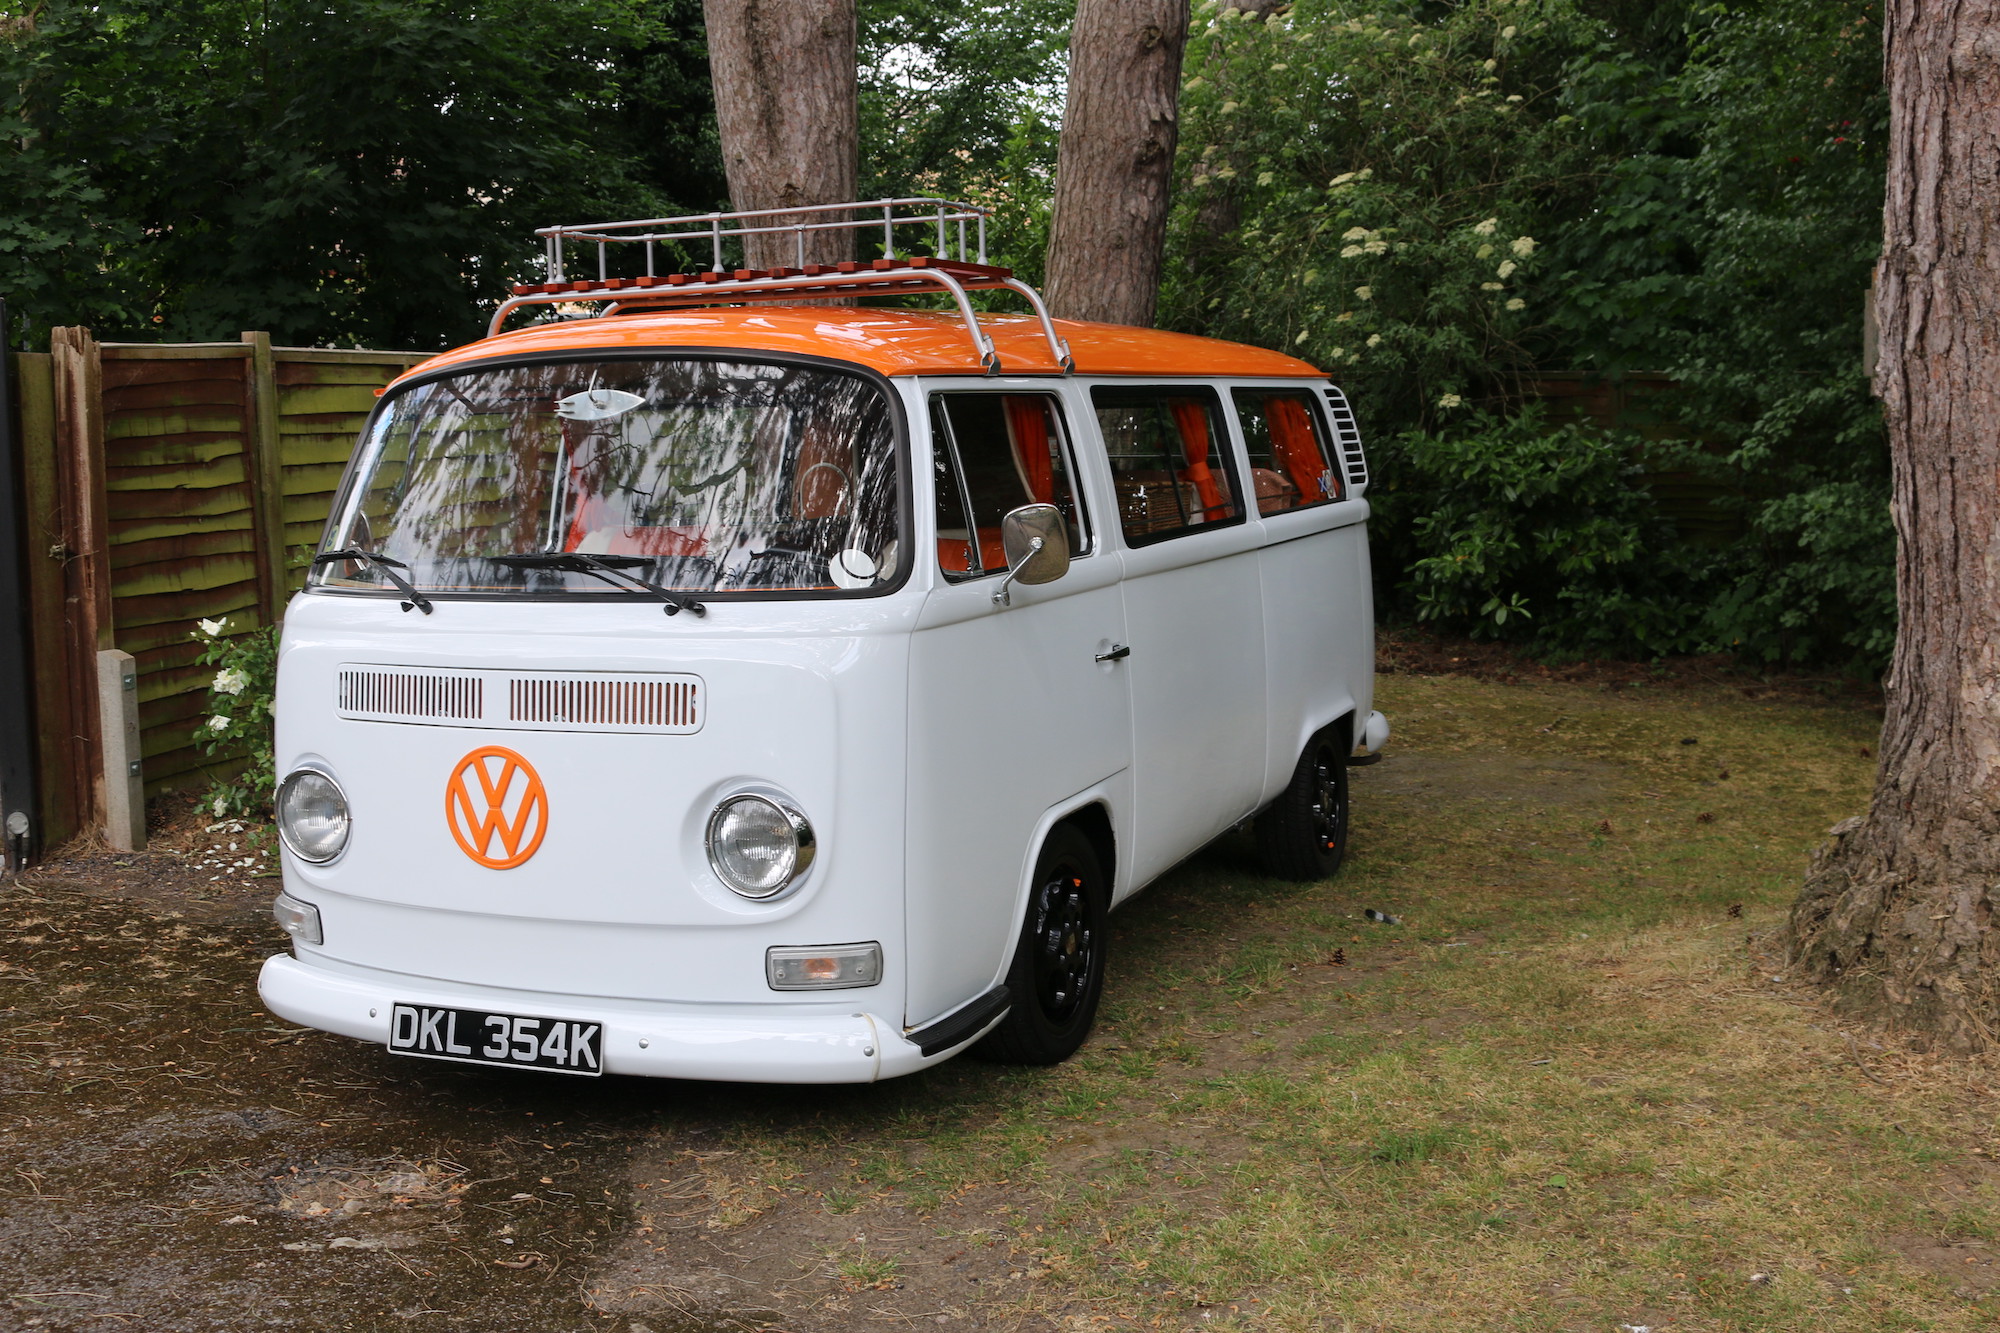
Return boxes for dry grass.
[607,672,2000,1330]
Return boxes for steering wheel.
[797,461,853,518]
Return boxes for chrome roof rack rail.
[489,198,1074,375]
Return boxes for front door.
[904,388,1130,1028]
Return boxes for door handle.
[1094,644,1131,663]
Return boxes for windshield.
[313,357,903,598]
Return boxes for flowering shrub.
[1167,0,1596,432]
[189,617,278,819]
[1162,0,1893,670]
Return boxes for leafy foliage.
[0,0,724,350]
[189,617,278,819]
[1164,0,1892,671]
[859,0,1068,279]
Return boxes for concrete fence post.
[96,649,144,851]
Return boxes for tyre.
[975,824,1109,1065]
[1255,723,1351,882]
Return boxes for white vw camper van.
[258,200,1387,1083]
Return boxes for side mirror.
[992,503,1071,606]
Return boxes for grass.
[626,670,2000,1330]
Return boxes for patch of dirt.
[1354,750,1624,809]
[1879,1235,2000,1293]
[1376,625,1883,706]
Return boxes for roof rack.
[490,198,1073,374]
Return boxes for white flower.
[1497,260,1517,278]
[207,715,231,733]
[1506,298,1526,311]
[1366,334,1383,347]
[1481,281,1505,291]
[1256,170,1276,186]
[1476,244,1494,259]
[1329,171,1357,186]
[1502,24,1518,38]
[1356,168,1373,180]
[1363,239,1389,255]
[1342,226,1371,241]
[1295,330,1311,344]
[1506,94,1524,103]
[1270,62,1288,71]
[1473,217,1498,236]
[1483,58,1497,71]
[1511,235,1537,257]
[1216,166,1237,179]
[1354,286,1373,301]
[1193,175,1211,188]
[1340,244,1365,259]
[1438,393,1463,409]
[1330,347,1346,359]
[212,667,248,696]
[1335,310,1354,322]
[1185,75,1207,89]
[1220,100,1240,114]
[196,617,226,638]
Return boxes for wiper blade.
[313,548,434,615]
[492,552,706,618]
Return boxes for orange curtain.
[1002,396,1054,504]
[1267,396,1332,503]
[1169,400,1228,520]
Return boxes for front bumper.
[258,954,955,1083]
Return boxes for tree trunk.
[1044,0,1191,327]
[701,0,858,270]
[1783,2,2000,1051]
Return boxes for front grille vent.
[1323,386,1369,496]
[337,666,702,734]
[509,676,699,730]
[338,668,483,722]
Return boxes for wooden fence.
[8,330,428,854]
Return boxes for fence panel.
[98,346,263,791]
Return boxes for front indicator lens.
[706,794,815,898]
[767,942,880,990]
[277,767,350,863]
[272,891,324,946]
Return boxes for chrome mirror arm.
[991,536,1045,607]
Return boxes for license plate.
[386,1003,603,1076]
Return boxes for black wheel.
[1255,723,1351,882]
[975,824,1109,1065]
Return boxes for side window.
[930,394,1088,579]
[1232,387,1343,515]
[1091,386,1243,545]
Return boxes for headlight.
[277,767,350,863]
[705,794,814,899]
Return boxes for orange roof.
[393,307,1325,384]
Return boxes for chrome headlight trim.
[275,763,352,865]
[704,793,816,899]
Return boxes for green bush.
[1163,0,1894,672]
[189,617,279,820]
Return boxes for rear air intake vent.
[338,668,483,722]
[336,665,702,734]
[509,676,699,730]
[1323,386,1369,496]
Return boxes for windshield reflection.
[315,357,902,598]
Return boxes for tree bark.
[701,0,858,270]
[1044,0,1191,327]
[1783,1,2000,1051]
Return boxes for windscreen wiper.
[313,548,434,615]
[492,552,706,618]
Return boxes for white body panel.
[262,371,1378,1083]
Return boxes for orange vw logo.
[445,746,549,869]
